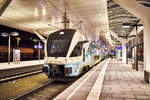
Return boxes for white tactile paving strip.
[86,59,109,100]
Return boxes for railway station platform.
[0,60,44,78]
[0,60,44,70]
[54,58,150,100]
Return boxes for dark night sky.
[0,24,44,48]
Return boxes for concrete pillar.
[122,42,127,64]
[143,19,150,82]
[142,20,150,71]
[113,0,150,82]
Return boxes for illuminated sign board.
[117,46,122,50]
[34,45,43,49]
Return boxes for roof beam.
[0,0,12,16]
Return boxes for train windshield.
[47,29,76,57]
[50,39,70,54]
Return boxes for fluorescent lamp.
[1,32,9,37]
[11,32,19,36]
[122,26,130,28]
[59,32,64,35]
[42,7,46,16]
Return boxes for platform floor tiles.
[100,59,150,100]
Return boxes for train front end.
[42,29,77,80]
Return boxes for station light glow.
[52,45,55,48]
[1,32,9,37]
[122,26,130,28]
[139,26,144,32]
[34,8,39,16]
[40,1,45,7]
[34,45,43,49]
[1,32,19,37]
[59,32,64,35]
[11,32,19,36]
[123,44,127,47]
[42,7,46,16]
[117,46,122,50]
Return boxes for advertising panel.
[13,49,20,64]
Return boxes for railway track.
[0,70,43,84]
[13,80,72,100]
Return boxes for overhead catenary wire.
[48,0,83,28]
[62,0,94,38]
[62,0,82,22]
[47,0,90,38]
[47,0,70,29]
[47,0,63,14]
[47,0,71,21]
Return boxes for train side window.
[70,42,83,57]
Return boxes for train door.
[89,43,93,67]
[83,48,85,62]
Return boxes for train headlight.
[43,64,50,75]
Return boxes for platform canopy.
[0,0,108,40]
[0,0,149,45]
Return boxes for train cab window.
[47,29,76,57]
[48,39,71,57]
[50,39,69,54]
[70,42,83,57]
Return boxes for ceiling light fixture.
[122,25,130,28]
[59,32,64,35]
[34,8,39,16]
[1,32,9,37]
[42,7,46,16]
[11,32,19,36]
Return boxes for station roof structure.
[0,0,149,45]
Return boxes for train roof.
[48,29,76,36]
